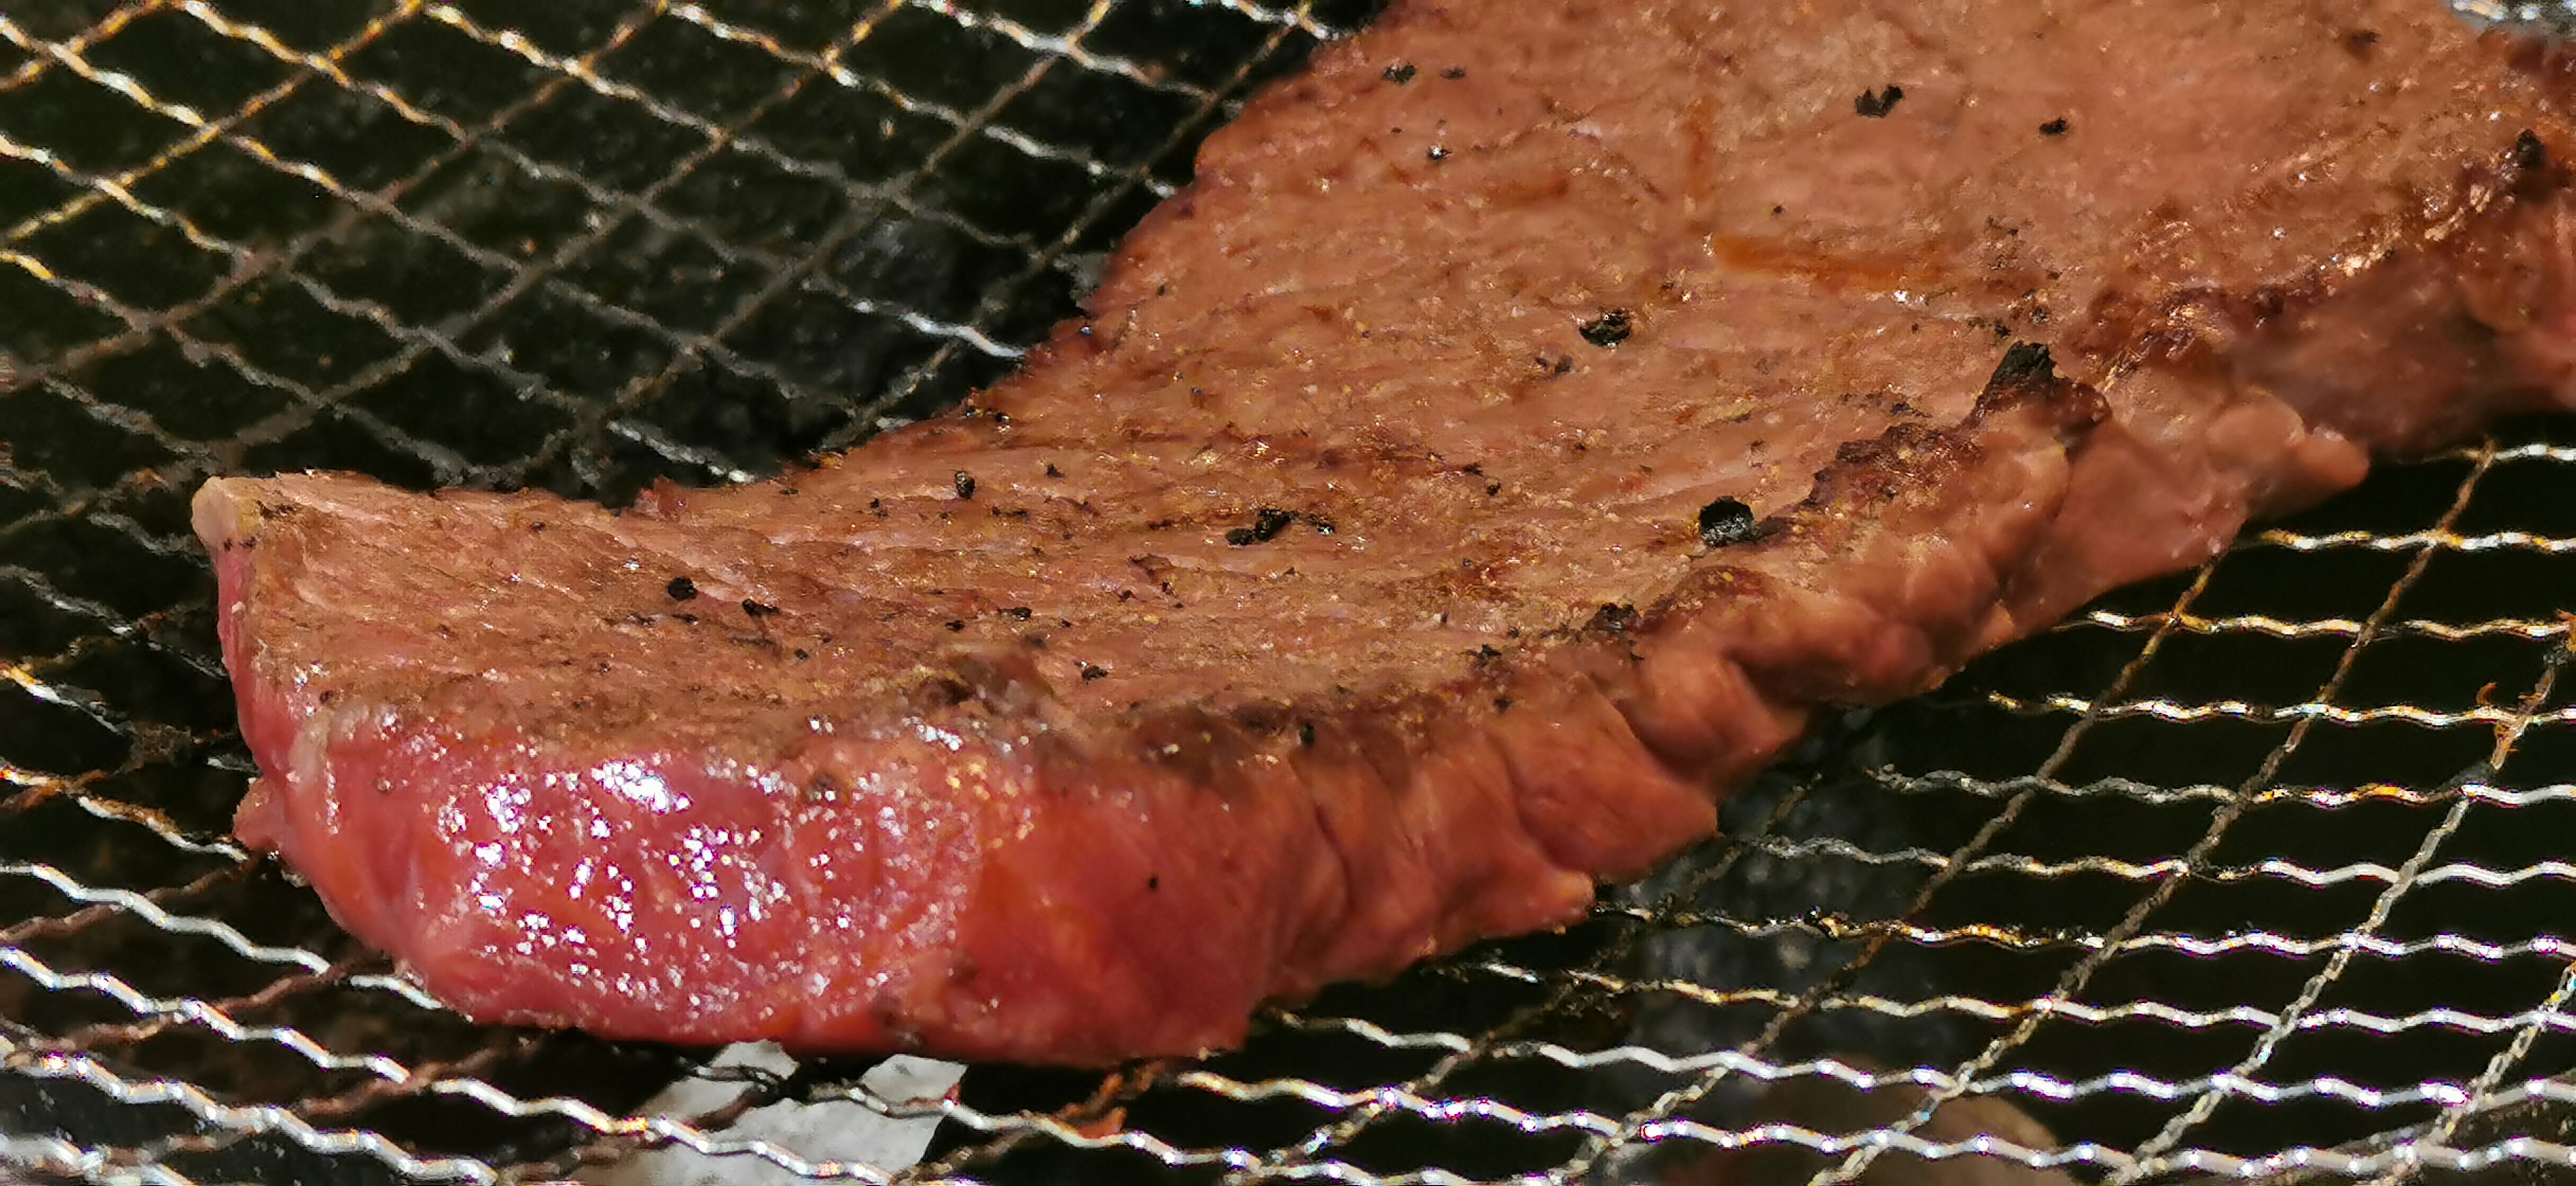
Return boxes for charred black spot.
[1590,603,1640,634]
[1476,645,1503,662]
[1855,84,1904,117]
[742,599,780,619]
[666,576,699,601]
[868,498,887,517]
[1297,721,1316,746]
[1988,341,2056,388]
[793,648,810,661]
[1697,497,1760,547]
[943,620,965,632]
[1146,875,1161,891]
[1225,506,1297,546]
[952,471,976,499]
[2039,117,2070,137]
[1495,697,1513,712]
[1081,665,1109,681]
[1044,462,1064,478]
[1440,66,1466,79]
[1487,482,1502,496]
[1002,606,1033,620]
[1578,309,1633,347]
[2518,129,2550,172]
[1383,62,1416,83]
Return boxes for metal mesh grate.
[4,1,2576,1183]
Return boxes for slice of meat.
[196,0,2576,1065]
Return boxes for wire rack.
[4,0,2576,1183]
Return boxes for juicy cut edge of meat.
[195,3,2576,1066]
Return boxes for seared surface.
[199,0,2576,1063]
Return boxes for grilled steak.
[197,0,2576,1065]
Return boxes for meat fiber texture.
[196,0,2576,1065]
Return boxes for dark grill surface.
[6,1,2576,1183]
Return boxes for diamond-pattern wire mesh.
[7,0,2576,1183]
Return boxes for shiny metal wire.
[3,1,2576,1183]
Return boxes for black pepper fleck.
[1495,697,1513,712]
[1225,506,1297,546]
[1590,603,1640,633]
[1081,665,1109,681]
[1487,482,1502,496]
[952,472,976,500]
[793,649,810,661]
[944,620,965,632]
[2039,117,2070,136]
[741,599,780,618]
[1044,462,1065,478]
[1855,84,1904,117]
[1146,875,1161,891]
[1003,606,1033,621]
[2518,128,2549,172]
[1989,341,2057,387]
[1697,497,1760,547]
[666,576,698,601]
[1578,309,1633,347]
[1298,722,1316,746]
[1383,62,1416,83]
